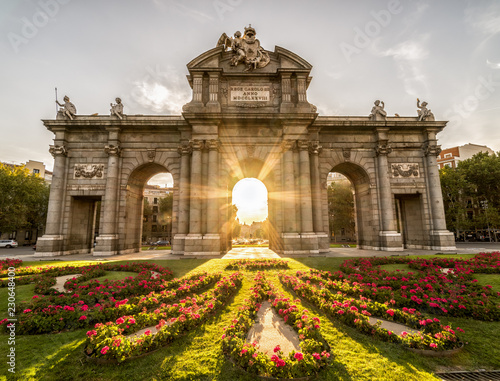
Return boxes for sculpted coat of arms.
[217,25,270,71]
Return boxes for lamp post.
[480,200,492,242]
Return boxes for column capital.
[309,141,323,155]
[177,143,192,156]
[297,140,310,151]
[49,145,67,157]
[191,139,204,151]
[375,141,392,156]
[423,142,441,157]
[281,139,295,153]
[206,139,220,151]
[104,144,122,157]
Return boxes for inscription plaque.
[230,86,270,102]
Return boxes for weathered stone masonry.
[35,33,455,257]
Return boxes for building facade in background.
[142,184,172,244]
[437,144,495,169]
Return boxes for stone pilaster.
[172,142,192,254]
[423,130,456,249]
[95,130,122,256]
[206,73,221,112]
[375,129,402,250]
[34,144,68,256]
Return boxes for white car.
[0,240,18,248]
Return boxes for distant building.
[437,144,495,169]
[327,172,350,187]
[142,184,172,243]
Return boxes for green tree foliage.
[158,192,173,225]
[440,152,500,236]
[0,164,50,233]
[327,181,355,240]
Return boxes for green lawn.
[0,256,498,380]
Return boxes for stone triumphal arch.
[36,26,455,257]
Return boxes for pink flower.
[313,353,321,360]
[386,309,395,317]
[128,318,136,324]
[274,345,281,353]
[294,352,304,361]
[429,343,437,348]
[86,330,97,337]
[144,329,152,335]
[116,317,125,324]
[23,309,32,313]
[79,315,87,320]
[241,349,247,355]
[101,346,110,355]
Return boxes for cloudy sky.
[1,0,499,178]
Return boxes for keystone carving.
[49,145,67,157]
[342,148,351,160]
[147,149,156,162]
[391,163,420,178]
[74,164,104,179]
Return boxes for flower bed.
[222,273,331,379]
[2,271,219,335]
[279,273,463,352]
[0,258,23,270]
[84,272,243,362]
[225,259,290,271]
[329,255,500,321]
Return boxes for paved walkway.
[0,244,491,262]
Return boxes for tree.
[440,152,500,240]
[327,181,355,241]
[0,164,50,234]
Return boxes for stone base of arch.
[430,230,456,250]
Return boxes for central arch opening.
[232,178,268,244]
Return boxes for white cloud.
[372,37,430,97]
[465,3,500,35]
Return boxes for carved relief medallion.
[391,163,420,178]
[74,164,105,179]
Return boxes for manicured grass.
[330,243,357,248]
[0,256,499,380]
[474,274,500,292]
[141,245,172,251]
[231,244,269,247]
[0,283,36,315]
[80,271,140,284]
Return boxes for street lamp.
[480,200,492,242]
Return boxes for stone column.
[309,142,323,232]
[298,140,314,233]
[172,143,191,254]
[281,140,297,232]
[35,143,68,256]
[206,140,220,234]
[423,130,455,249]
[95,132,121,256]
[203,139,221,254]
[375,128,402,250]
[281,140,300,253]
[185,139,203,254]
[44,145,68,236]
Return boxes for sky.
[1,0,499,188]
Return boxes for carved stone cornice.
[423,142,441,157]
[49,145,67,157]
[281,139,295,153]
[206,139,220,151]
[309,141,323,155]
[74,164,104,179]
[375,141,392,156]
[391,163,420,178]
[177,143,192,156]
[104,144,122,157]
[191,139,204,151]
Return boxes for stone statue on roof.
[56,95,76,120]
[417,98,435,121]
[110,97,124,119]
[369,100,387,121]
[217,25,270,71]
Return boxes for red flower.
[294,352,304,361]
[79,315,87,320]
[101,346,110,354]
[273,345,281,353]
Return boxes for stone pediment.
[184,27,316,114]
[186,45,312,73]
